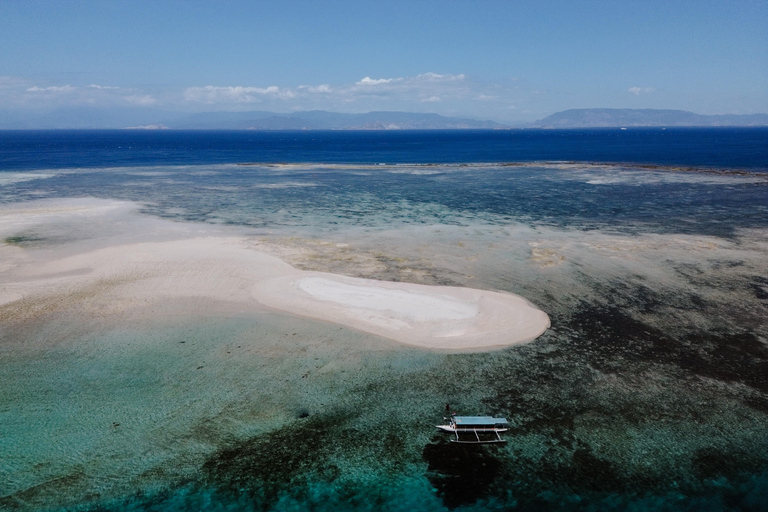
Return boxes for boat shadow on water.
[422,437,504,509]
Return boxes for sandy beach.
[0,199,549,351]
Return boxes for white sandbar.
[1,199,550,351]
[253,273,550,350]
[298,277,478,321]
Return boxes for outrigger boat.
[436,415,509,444]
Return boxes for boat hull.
[436,425,508,444]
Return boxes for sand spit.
[254,274,549,349]
[0,200,549,351]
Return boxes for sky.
[1,0,766,124]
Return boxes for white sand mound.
[253,273,550,350]
[298,277,479,321]
[3,235,549,350]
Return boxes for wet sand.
[0,198,549,351]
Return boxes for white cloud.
[183,85,295,103]
[416,72,465,82]
[351,73,464,91]
[0,72,540,123]
[184,75,463,107]
[26,85,75,93]
[0,81,165,111]
[299,84,333,93]
[628,86,657,95]
[173,72,532,122]
[346,73,470,102]
[356,77,401,86]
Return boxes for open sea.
[1,128,767,511]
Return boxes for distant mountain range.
[1,107,766,130]
[0,108,503,130]
[159,108,768,129]
[527,109,768,128]
[159,110,505,130]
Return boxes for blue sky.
[1,0,766,123]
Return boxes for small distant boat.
[436,415,509,444]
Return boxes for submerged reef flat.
[1,157,768,511]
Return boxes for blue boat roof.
[453,416,508,426]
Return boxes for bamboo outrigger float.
[436,415,509,444]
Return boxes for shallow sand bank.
[0,199,549,351]
[254,274,549,349]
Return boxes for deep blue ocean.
[2,128,767,170]
[1,129,768,511]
